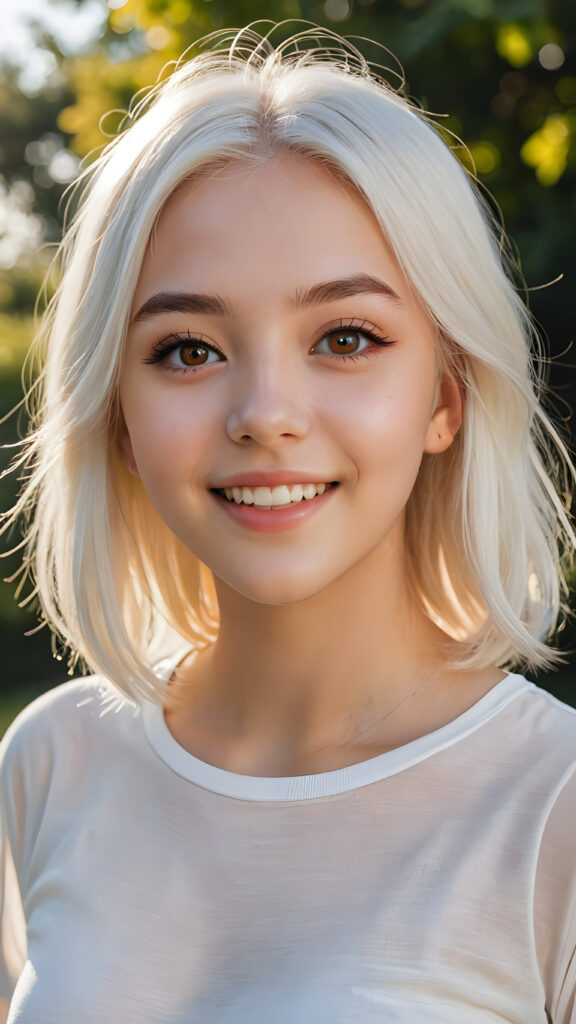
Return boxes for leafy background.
[1,0,575,733]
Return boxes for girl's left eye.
[312,324,392,359]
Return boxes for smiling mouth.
[211,481,339,510]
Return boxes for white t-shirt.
[0,662,575,1023]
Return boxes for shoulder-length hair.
[2,26,574,703]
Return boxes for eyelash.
[143,320,394,374]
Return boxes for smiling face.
[119,156,462,605]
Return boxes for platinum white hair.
[2,26,574,703]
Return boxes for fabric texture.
[0,664,575,1023]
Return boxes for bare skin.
[120,156,504,778]
[164,603,503,778]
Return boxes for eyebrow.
[130,291,230,326]
[129,273,402,326]
[290,273,402,310]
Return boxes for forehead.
[164,155,367,226]
[134,155,410,308]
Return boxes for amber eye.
[325,331,361,355]
[179,344,210,366]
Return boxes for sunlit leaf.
[520,113,573,185]
[496,24,533,68]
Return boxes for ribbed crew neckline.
[139,656,531,802]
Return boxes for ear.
[424,373,463,455]
[116,415,140,477]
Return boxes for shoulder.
[462,676,576,817]
[515,675,576,719]
[508,677,576,768]
[525,683,576,921]
[534,682,576,821]
[2,675,122,743]
[0,676,139,792]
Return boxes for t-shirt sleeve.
[0,719,29,1004]
[534,764,576,1023]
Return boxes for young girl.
[0,24,575,1023]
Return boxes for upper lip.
[211,471,338,489]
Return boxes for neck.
[168,545,456,761]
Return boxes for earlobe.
[125,454,140,477]
[424,374,463,455]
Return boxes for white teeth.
[219,482,332,507]
[253,487,273,505]
[252,485,293,507]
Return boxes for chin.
[214,569,335,607]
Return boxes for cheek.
[121,384,219,485]
[327,372,435,471]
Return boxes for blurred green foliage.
[0,0,574,709]
[0,315,63,696]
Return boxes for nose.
[225,359,310,447]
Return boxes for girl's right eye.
[143,332,225,371]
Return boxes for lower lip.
[210,486,337,533]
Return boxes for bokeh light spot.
[324,0,351,21]
[146,26,171,50]
[110,13,135,35]
[521,114,571,185]
[469,141,500,175]
[538,44,565,71]
[171,2,197,24]
[496,25,532,68]
[48,151,80,185]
